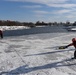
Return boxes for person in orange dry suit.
[65,38,76,59]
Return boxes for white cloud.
[4,0,68,4]
[49,9,72,16]
[5,0,76,9]
[48,3,76,8]
[34,10,49,14]
[33,10,49,18]
[21,5,42,9]
[66,15,75,18]
[34,14,44,18]
[4,0,76,23]
[22,0,68,4]
[56,9,72,14]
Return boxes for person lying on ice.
[60,38,76,59]
[0,30,3,39]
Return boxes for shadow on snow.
[0,58,75,75]
[25,48,74,57]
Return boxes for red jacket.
[68,41,76,48]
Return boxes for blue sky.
[0,0,76,23]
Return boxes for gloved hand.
[64,45,68,49]
[59,45,68,49]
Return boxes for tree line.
[0,20,76,27]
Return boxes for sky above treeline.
[0,0,76,23]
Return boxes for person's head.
[72,38,76,42]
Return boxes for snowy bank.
[0,26,29,31]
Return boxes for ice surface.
[0,26,76,75]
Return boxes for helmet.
[72,38,76,42]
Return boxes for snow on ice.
[0,26,76,75]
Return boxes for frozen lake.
[0,27,76,75]
[3,25,68,36]
[0,31,76,75]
